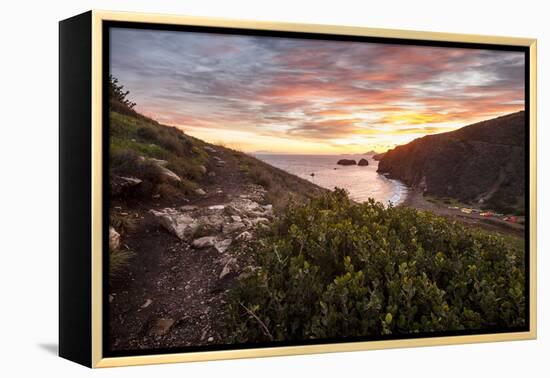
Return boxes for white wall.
[1,0,547,376]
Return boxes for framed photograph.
[59,10,537,368]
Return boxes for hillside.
[377,111,526,214]
[107,88,327,351]
[109,111,324,212]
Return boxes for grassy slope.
[109,108,325,210]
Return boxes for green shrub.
[226,189,525,342]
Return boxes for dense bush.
[226,189,525,342]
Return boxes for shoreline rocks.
[358,158,369,166]
[337,159,356,166]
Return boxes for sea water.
[254,154,407,206]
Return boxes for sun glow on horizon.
[112,28,525,155]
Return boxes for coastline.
[401,188,524,237]
[258,153,404,206]
[386,177,408,206]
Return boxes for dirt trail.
[109,147,263,351]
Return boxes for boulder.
[109,226,121,251]
[198,165,207,174]
[219,257,238,279]
[157,166,181,182]
[236,231,253,241]
[214,238,232,254]
[195,188,206,195]
[148,158,168,167]
[110,176,142,197]
[192,236,217,249]
[204,146,217,153]
[224,205,243,216]
[337,159,357,166]
[223,222,246,235]
[149,209,199,240]
[358,158,369,166]
[141,157,181,182]
[251,217,270,225]
[202,214,225,229]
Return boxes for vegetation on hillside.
[108,76,323,208]
[226,189,525,342]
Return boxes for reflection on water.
[255,154,407,206]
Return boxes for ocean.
[254,154,408,206]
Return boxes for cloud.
[110,27,525,152]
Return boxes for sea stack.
[337,159,356,166]
[358,158,369,166]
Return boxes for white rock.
[230,215,242,222]
[192,236,216,249]
[208,205,225,210]
[180,205,198,212]
[251,217,270,225]
[141,299,153,308]
[236,231,253,241]
[150,209,199,240]
[147,157,168,167]
[198,165,207,174]
[195,188,206,195]
[214,239,232,254]
[140,157,181,182]
[158,166,181,182]
[223,222,246,234]
[224,205,242,216]
[219,257,238,279]
[109,226,121,251]
[118,176,142,186]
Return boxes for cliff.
[377,111,526,214]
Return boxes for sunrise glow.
[110,29,525,154]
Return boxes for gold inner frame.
[90,9,537,368]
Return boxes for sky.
[110,28,525,154]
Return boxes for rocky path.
[108,147,272,351]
